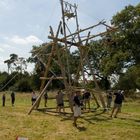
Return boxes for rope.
[0,73,18,91]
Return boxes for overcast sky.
[0,0,139,72]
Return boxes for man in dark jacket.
[2,93,6,107]
[11,91,15,106]
[83,90,91,110]
[110,90,124,118]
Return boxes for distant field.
[0,92,140,140]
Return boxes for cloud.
[0,48,4,52]
[10,35,43,45]
[0,43,11,48]
[0,1,9,9]
[0,0,14,11]
[0,43,12,52]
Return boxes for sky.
[0,0,139,72]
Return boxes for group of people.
[55,89,91,114]
[54,89,91,127]
[2,91,15,107]
[2,89,124,128]
[72,89,125,127]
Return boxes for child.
[31,90,37,105]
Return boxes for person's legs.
[2,100,5,106]
[108,99,112,108]
[107,99,109,108]
[12,99,14,106]
[44,99,47,107]
[56,105,58,112]
[12,99,15,106]
[84,99,87,110]
[58,106,61,113]
[73,106,81,126]
[110,105,117,117]
[87,99,90,110]
[73,106,78,126]
[114,106,121,118]
[73,117,78,126]
[62,106,65,113]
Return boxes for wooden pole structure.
[28,76,54,115]
[86,55,106,109]
[35,22,62,109]
[74,3,87,87]
[49,23,68,88]
[61,22,103,40]
[48,27,117,47]
[60,0,72,86]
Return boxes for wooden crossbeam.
[48,28,117,47]
[40,77,67,80]
[48,35,78,46]
[61,22,103,39]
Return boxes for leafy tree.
[111,4,140,64]
[116,65,140,90]
[4,54,27,73]
[0,72,9,90]
[90,4,140,90]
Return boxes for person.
[68,92,74,113]
[31,90,37,105]
[44,90,48,107]
[73,91,82,127]
[106,91,112,108]
[11,91,15,106]
[56,90,65,114]
[83,90,91,110]
[2,93,6,107]
[110,90,124,118]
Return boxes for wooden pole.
[60,0,71,86]
[28,76,54,115]
[61,22,103,40]
[50,25,68,88]
[48,27,117,47]
[86,57,106,109]
[36,22,62,109]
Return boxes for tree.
[90,4,140,90]
[116,65,140,90]
[111,4,140,64]
[4,54,27,74]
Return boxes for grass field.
[0,92,140,140]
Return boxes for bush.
[15,79,32,92]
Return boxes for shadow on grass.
[36,107,112,125]
[76,126,87,131]
[118,117,140,124]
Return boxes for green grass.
[0,92,140,140]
